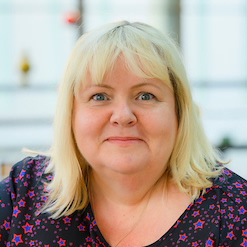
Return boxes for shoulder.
[0,155,50,208]
[211,167,247,202]
[1,155,49,187]
[194,167,247,226]
[185,168,247,245]
[203,168,247,229]
[0,155,50,244]
[9,155,49,179]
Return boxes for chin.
[105,159,150,175]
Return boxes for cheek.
[72,106,110,147]
[149,112,178,156]
[144,108,177,136]
[72,110,97,160]
[154,113,178,160]
[73,110,96,140]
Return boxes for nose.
[110,100,137,127]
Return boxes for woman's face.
[72,59,178,178]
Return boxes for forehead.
[74,54,173,98]
[84,62,169,92]
[95,57,170,84]
[82,66,144,91]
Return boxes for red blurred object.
[65,10,81,24]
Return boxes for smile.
[105,137,143,146]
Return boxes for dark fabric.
[1,156,247,246]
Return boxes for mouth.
[105,136,143,146]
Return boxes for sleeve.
[219,208,247,246]
[217,169,247,246]
[0,157,33,245]
[0,176,13,243]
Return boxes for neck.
[89,169,191,247]
[90,168,164,207]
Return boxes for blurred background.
[0,0,247,179]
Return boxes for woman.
[1,20,247,247]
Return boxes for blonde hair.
[43,20,222,218]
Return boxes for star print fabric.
[0,156,247,246]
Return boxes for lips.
[105,136,143,145]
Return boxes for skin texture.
[72,58,187,246]
[73,58,177,182]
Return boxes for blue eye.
[138,93,155,101]
[92,93,107,101]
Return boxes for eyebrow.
[131,82,162,90]
[90,82,162,89]
[88,84,113,89]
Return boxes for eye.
[91,93,108,101]
[137,92,155,101]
